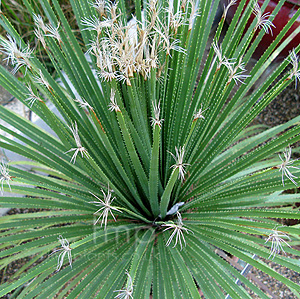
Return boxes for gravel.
[247,254,300,299]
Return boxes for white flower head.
[278,145,300,186]
[253,2,275,35]
[162,212,193,250]
[0,34,32,74]
[89,183,122,229]
[45,22,62,43]
[169,146,190,181]
[194,104,208,121]
[114,270,134,299]
[287,49,300,88]
[25,84,43,107]
[0,160,13,194]
[33,70,51,90]
[65,122,89,164]
[265,226,291,259]
[108,89,120,112]
[150,100,164,127]
[50,235,72,272]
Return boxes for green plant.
[0,0,77,71]
[0,0,300,297]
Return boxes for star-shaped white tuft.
[74,97,93,110]
[226,56,250,85]
[89,183,122,229]
[265,226,291,259]
[278,145,300,186]
[65,121,89,164]
[253,2,275,35]
[0,34,32,74]
[108,89,121,112]
[45,23,62,43]
[33,70,51,90]
[114,270,134,299]
[150,100,164,128]
[49,235,72,272]
[287,49,300,88]
[212,41,234,71]
[169,146,190,181]
[194,104,208,121]
[0,160,13,194]
[25,84,43,107]
[162,212,193,250]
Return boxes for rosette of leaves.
[0,0,300,298]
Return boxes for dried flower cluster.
[82,0,197,85]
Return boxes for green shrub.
[0,0,300,297]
